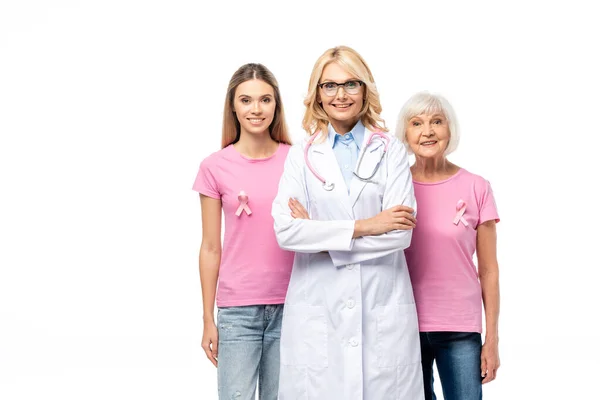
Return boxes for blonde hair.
[395,91,460,156]
[221,63,292,149]
[302,46,387,141]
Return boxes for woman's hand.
[201,320,219,367]
[364,205,416,235]
[289,198,310,219]
[289,198,415,234]
[290,198,415,237]
[481,338,500,383]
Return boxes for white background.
[1,1,598,399]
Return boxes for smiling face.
[317,62,364,133]
[233,78,276,138]
[405,113,451,160]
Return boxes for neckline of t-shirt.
[229,142,282,162]
[413,168,464,186]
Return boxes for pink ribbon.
[453,199,469,226]
[235,190,252,217]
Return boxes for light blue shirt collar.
[328,120,366,149]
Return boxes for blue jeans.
[420,332,483,400]
[217,305,283,400]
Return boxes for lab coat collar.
[308,132,354,218]
[308,127,386,215]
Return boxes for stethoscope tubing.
[304,130,390,191]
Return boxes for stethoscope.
[304,130,391,191]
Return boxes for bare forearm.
[352,203,416,240]
[480,266,499,341]
[199,248,220,323]
[353,219,373,238]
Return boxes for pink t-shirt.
[192,143,294,307]
[405,168,500,333]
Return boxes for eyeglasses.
[318,80,363,96]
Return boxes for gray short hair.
[394,91,460,156]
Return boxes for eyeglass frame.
[317,80,364,96]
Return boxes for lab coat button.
[346,264,354,270]
[346,299,355,309]
[349,338,358,347]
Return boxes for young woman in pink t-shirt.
[395,92,501,400]
[192,63,294,400]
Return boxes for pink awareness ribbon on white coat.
[235,190,252,217]
[453,199,469,227]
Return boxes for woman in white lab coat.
[272,46,425,399]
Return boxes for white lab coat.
[272,129,424,400]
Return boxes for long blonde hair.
[302,46,387,141]
[221,63,292,149]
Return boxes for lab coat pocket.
[376,303,420,368]
[280,305,328,368]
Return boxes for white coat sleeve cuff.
[274,219,355,253]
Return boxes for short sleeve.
[192,156,220,199]
[477,179,500,225]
